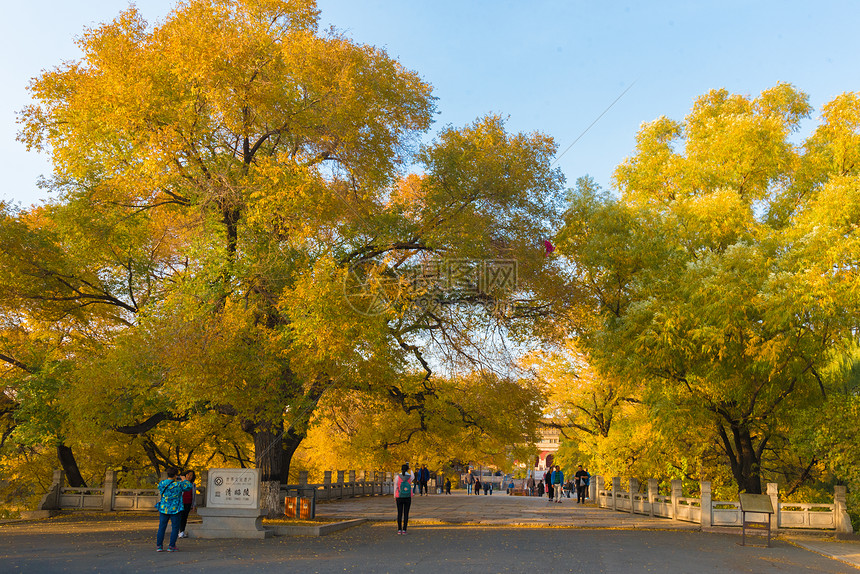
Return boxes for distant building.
[533,422,562,474]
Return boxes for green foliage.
[557,84,860,495]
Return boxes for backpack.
[398,475,412,497]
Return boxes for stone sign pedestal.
[190,507,271,539]
[187,468,271,539]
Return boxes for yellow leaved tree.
[3,0,564,513]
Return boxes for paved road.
[1,509,857,573]
[0,516,854,574]
[314,491,702,528]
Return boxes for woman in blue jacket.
[156,468,193,552]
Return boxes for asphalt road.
[0,514,856,574]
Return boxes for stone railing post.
[647,478,659,517]
[670,479,683,519]
[835,485,855,535]
[628,478,639,513]
[103,470,117,512]
[349,470,356,497]
[323,471,332,500]
[594,476,605,507]
[338,470,347,499]
[767,483,779,533]
[38,469,64,511]
[588,474,597,501]
[611,477,621,511]
[700,481,712,528]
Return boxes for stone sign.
[189,468,270,539]
[207,468,260,509]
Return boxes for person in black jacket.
[544,469,553,501]
[574,465,590,503]
[419,465,430,495]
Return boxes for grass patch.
[263,517,342,526]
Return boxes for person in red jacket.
[178,469,196,538]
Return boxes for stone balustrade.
[39,469,202,512]
[595,476,854,534]
[280,470,405,504]
[38,468,399,512]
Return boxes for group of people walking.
[464,470,497,495]
[395,463,593,533]
[525,464,590,502]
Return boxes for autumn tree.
[558,84,860,494]
[6,0,563,511]
[299,370,545,475]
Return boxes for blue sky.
[3,1,859,207]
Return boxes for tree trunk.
[259,481,281,517]
[247,373,327,515]
[736,426,763,494]
[717,421,763,494]
[280,427,306,484]
[57,443,87,487]
[253,422,285,517]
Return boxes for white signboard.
[207,468,260,509]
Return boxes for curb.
[267,518,367,537]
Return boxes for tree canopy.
[4,1,860,521]
[2,0,562,510]
[557,84,860,496]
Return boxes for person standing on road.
[156,467,193,552]
[466,470,475,495]
[474,477,482,495]
[445,477,451,494]
[526,475,535,496]
[177,469,196,539]
[420,465,430,495]
[551,465,565,503]
[575,465,590,503]
[584,468,592,500]
[544,469,553,502]
[394,463,414,534]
